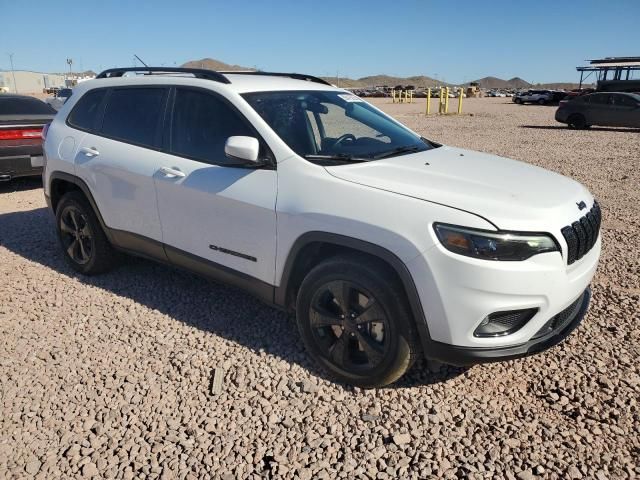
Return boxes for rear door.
[585,93,613,126]
[74,86,169,243]
[610,94,640,127]
[153,86,277,284]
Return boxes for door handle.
[159,166,186,178]
[81,146,99,157]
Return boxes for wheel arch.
[48,171,114,243]
[275,232,433,352]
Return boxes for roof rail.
[95,67,231,84]
[219,71,332,86]
[95,67,333,87]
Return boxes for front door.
[154,87,277,285]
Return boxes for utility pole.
[8,53,17,93]
[66,58,73,86]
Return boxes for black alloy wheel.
[59,205,93,265]
[296,256,420,387]
[55,191,117,275]
[309,280,389,372]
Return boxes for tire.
[514,98,522,104]
[567,114,587,130]
[55,191,117,275]
[538,98,546,105]
[295,256,421,387]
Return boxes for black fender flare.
[47,171,116,244]
[275,231,434,353]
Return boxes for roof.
[577,56,640,70]
[0,93,45,100]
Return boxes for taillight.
[41,123,50,140]
[0,127,44,141]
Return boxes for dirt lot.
[0,98,638,479]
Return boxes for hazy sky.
[1,0,638,83]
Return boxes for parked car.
[551,91,568,103]
[45,88,73,111]
[513,90,553,105]
[555,92,640,129]
[43,67,601,387]
[0,94,56,181]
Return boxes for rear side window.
[67,89,106,131]
[613,94,638,107]
[0,97,56,115]
[101,88,166,148]
[170,88,254,164]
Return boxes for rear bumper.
[426,288,591,366]
[0,144,44,179]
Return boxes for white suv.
[42,67,601,387]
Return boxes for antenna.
[134,55,149,68]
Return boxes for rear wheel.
[515,98,522,104]
[295,256,420,387]
[55,191,117,275]
[538,98,546,105]
[568,113,587,129]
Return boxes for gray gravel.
[1,98,638,479]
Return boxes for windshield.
[242,90,431,163]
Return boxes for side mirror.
[225,136,260,164]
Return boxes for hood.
[325,146,592,232]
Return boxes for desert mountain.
[471,76,531,89]
[181,58,254,71]
[181,58,582,89]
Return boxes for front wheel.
[567,113,587,130]
[295,256,420,387]
[538,98,546,105]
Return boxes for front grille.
[531,291,585,340]
[561,201,601,265]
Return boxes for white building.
[0,70,67,94]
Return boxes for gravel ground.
[0,98,638,479]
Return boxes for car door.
[610,94,640,127]
[585,93,613,126]
[74,86,169,244]
[154,86,277,285]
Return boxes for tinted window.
[67,89,106,131]
[58,89,73,98]
[101,88,166,148]
[613,94,638,107]
[171,88,254,164]
[590,94,610,105]
[0,97,56,115]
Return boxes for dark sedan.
[555,92,640,129]
[0,95,56,181]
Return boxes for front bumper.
[406,226,600,366]
[555,109,569,123]
[427,288,590,366]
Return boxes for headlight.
[433,223,559,261]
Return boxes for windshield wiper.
[303,154,370,163]
[372,145,423,160]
